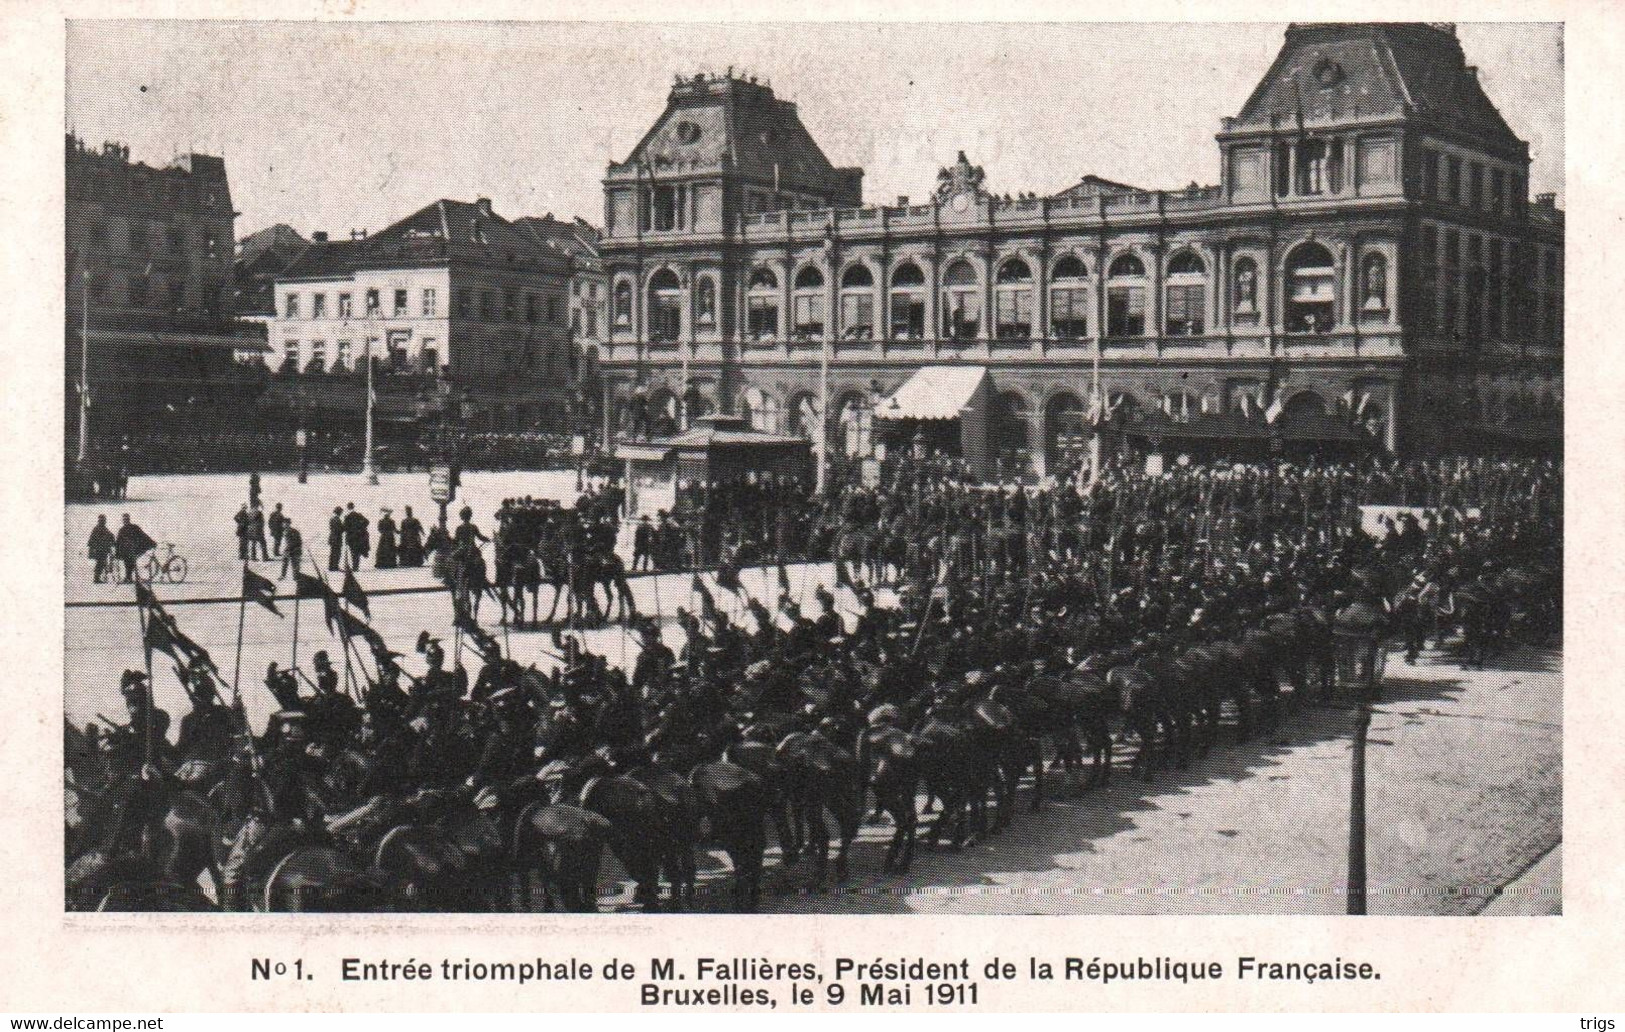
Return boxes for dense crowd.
[65,454,1561,913]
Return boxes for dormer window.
[675,121,702,145]
[471,220,486,244]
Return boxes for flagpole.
[135,585,154,768]
[318,564,364,702]
[341,591,353,700]
[232,563,248,712]
[290,564,301,670]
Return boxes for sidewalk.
[1477,843,1562,915]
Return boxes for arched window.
[941,259,980,340]
[1165,251,1207,336]
[746,267,779,341]
[1285,242,1336,333]
[994,258,1033,340]
[1285,391,1327,418]
[1361,252,1389,314]
[1044,391,1088,470]
[1107,253,1147,336]
[613,280,633,328]
[1050,254,1090,339]
[993,391,1029,473]
[1232,255,1260,321]
[1106,389,1140,422]
[787,392,820,438]
[1162,390,1199,423]
[1228,379,1265,418]
[889,261,926,339]
[839,263,876,340]
[792,265,825,338]
[647,269,681,342]
[695,275,716,328]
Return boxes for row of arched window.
[612,242,1389,342]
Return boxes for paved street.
[751,646,1560,916]
[65,471,1560,916]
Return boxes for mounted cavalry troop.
[65,456,1560,913]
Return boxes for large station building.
[595,22,1563,478]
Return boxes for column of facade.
[1148,242,1165,342]
[779,252,793,353]
[1034,247,1050,355]
[981,245,995,343]
[925,250,940,357]
[878,249,892,348]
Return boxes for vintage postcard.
[2,0,1617,1015]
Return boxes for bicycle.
[138,542,189,585]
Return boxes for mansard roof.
[279,199,570,281]
[608,72,862,203]
[1229,23,1525,156]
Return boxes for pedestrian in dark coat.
[88,515,115,583]
[249,505,269,561]
[279,521,303,580]
[114,514,153,583]
[343,502,371,570]
[268,503,287,557]
[328,507,345,571]
[234,504,251,560]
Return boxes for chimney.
[350,228,367,240]
[312,230,328,243]
[1535,192,1557,209]
[475,197,494,218]
[896,195,909,206]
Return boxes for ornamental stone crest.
[935,151,988,206]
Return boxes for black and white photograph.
[59,18,1563,919]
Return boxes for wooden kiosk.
[618,414,813,519]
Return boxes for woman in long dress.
[375,508,398,569]
[398,505,424,567]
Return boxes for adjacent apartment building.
[65,134,252,456]
[268,198,575,431]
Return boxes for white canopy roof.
[874,365,990,421]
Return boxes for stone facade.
[595,23,1563,474]
[270,198,575,430]
[65,134,249,444]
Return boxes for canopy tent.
[873,365,995,478]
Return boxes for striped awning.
[874,366,989,421]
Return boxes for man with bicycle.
[114,514,153,584]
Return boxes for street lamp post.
[76,270,92,469]
[1332,596,1389,916]
[362,340,378,485]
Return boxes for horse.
[503,793,612,912]
[1105,661,1164,782]
[724,734,798,867]
[538,757,667,911]
[688,760,770,911]
[912,709,979,850]
[773,729,861,887]
[859,720,920,874]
